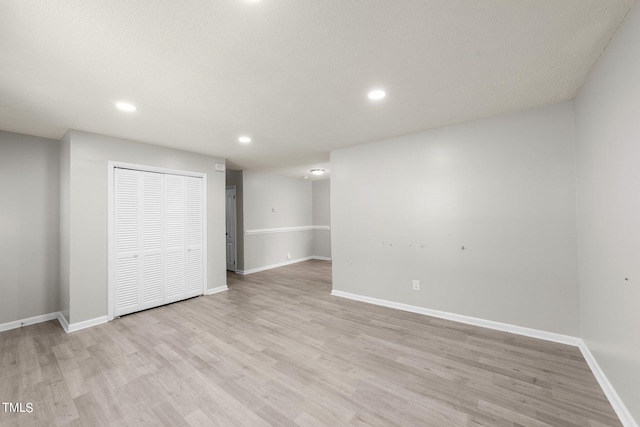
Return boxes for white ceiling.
[0,0,634,179]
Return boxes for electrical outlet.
[287,252,291,259]
[412,280,420,291]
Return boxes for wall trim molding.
[578,341,638,427]
[237,256,331,275]
[57,313,109,334]
[245,225,330,236]
[57,312,70,332]
[0,312,60,333]
[330,289,579,345]
[59,315,108,333]
[205,286,229,295]
[237,256,314,275]
[331,289,636,426]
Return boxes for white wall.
[242,171,313,272]
[62,130,226,324]
[574,2,640,422]
[0,131,60,324]
[331,101,579,336]
[312,179,331,259]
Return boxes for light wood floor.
[0,260,621,426]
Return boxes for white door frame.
[225,186,237,273]
[107,161,208,321]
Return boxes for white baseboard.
[0,312,60,333]
[578,341,638,427]
[0,312,104,335]
[244,225,330,236]
[205,285,229,295]
[237,256,314,275]
[57,312,70,332]
[330,290,579,346]
[237,256,332,275]
[60,315,108,333]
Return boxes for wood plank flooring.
[0,260,622,426]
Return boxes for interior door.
[225,187,236,271]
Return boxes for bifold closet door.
[114,168,204,317]
[114,168,142,316]
[140,171,164,310]
[165,174,186,304]
[186,176,203,298]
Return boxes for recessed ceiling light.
[303,176,309,180]
[238,136,252,144]
[367,89,386,101]
[115,101,137,112]
[310,169,325,176]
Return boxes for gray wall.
[242,171,313,271]
[331,101,580,336]
[62,130,226,324]
[312,179,331,259]
[59,132,70,320]
[574,2,640,421]
[0,131,60,324]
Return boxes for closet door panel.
[165,174,187,301]
[114,169,141,316]
[185,176,203,297]
[141,172,164,309]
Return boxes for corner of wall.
[59,132,71,321]
[568,99,582,339]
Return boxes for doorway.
[226,186,237,272]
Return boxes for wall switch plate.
[413,280,420,291]
[287,252,291,259]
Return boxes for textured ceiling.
[0,0,634,179]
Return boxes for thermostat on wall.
[215,163,226,172]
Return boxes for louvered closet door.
[114,169,141,316]
[186,176,203,298]
[113,168,204,317]
[140,171,165,310]
[164,174,187,303]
